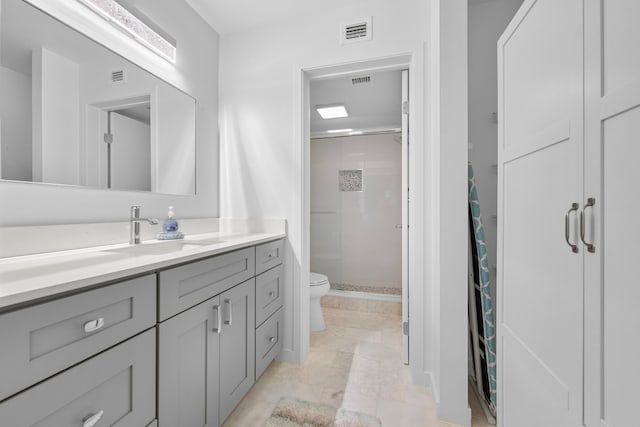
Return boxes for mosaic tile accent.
[339,170,363,192]
[80,0,176,62]
[331,283,402,296]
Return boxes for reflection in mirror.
[0,0,196,195]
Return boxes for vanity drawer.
[255,307,284,379]
[255,264,284,327]
[0,328,156,426]
[158,247,255,321]
[255,239,284,275]
[0,274,156,402]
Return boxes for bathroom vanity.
[0,233,285,427]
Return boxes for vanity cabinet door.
[256,307,284,380]
[255,263,284,327]
[219,279,256,423]
[158,296,221,427]
[255,239,284,275]
[158,247,255,321]
[0,274,156,401]
[0,329,156,427]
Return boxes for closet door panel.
[602,105,640,427]
[585,1,640,425]
[502,0,578,160]
[602,0,640,95]
[501,142,582,427]
[498,0,584,425]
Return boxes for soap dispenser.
[164,206,178,232]
[157,206,184,240]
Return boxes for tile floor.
[222,298,494,427]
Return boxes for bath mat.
[265,397,382,427]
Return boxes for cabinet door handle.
[580,197,596,253]
[224,299,232,326]
[268,291,275,298]
[212,305,221,334]
[268,337,277,343]
[565,203,579,253]
[83,410,104,427]
[83,318,105,333]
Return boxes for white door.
[401,69,410,365]
[498,0,584,425]
[109,112,151,192]
[585,1,640,425]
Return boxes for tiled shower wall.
[310,133,402,294]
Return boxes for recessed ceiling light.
[327,129,353,134]
[316,105,348,119]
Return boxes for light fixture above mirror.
[76,0,176,63]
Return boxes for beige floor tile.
[222,303,488,427]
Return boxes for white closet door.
[497,0,584,426]
[586,1,640,425]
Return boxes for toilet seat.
[309,272,329,286]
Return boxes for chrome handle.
[580,197,596,253]
[565,203,579,253]
[224,299,232,326]
[268,337,276,343]
[84,318,105,333]
[212,305,221,334]
[83,410,104,427]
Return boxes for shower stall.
[310,132,402,297]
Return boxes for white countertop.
[0,231,285,312]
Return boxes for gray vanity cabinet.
[254,261,285,379]
[0,328,156,427]
[219,278,256,422]
[0,274,156,402]
[158,296,221,427]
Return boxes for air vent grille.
[351,75,371,85]
[110,68,126,84]
[346,23,368,40]
[341,17,372,44]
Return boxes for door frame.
[297,53,423,374]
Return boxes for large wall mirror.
[0,0,196,195]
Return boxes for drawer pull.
[224,299,232,326]
[83,410,104,427]
[212,305,222,334]
[268,337,277,343]
[83,318,105,333]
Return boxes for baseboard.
[425,370,440,405]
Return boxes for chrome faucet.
[130,205,159,244]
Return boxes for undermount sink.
[102,238,226,257]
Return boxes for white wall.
[0,66,31,182]
[428,0,469,424]
[310,134,402,292]
[219,1,470,424]
[32,48,81,185]
[468,0,524,307]
[0,0,219,226]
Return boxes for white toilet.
[309,272,331,332]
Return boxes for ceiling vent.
[110,68,127,84]
[351,75,372,85]
[341,17,372,45]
